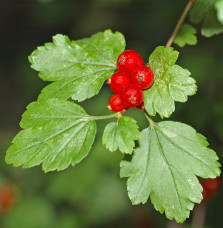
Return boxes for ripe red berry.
[202,185,209,203]
[201,177,221,203]
[117,50,143,74]
[107,94,126,112]
[131,65,154,90]
[108,72,131,93]
[136,101,145,111]
[122,84,144,107]
[0,185,14,212]
[203,178,220,195]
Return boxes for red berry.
[117,50,143,74]
[201,185,209,203]
[107,94,126,112]
[131,65,154,90]
[203,178,220,195]
[136,101,145,111]
[201,177,221,203]
[108,72,131,93]
[0,185,14,212]
[122,84,144,107]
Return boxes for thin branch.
[167,221,184,228]
[165,0,196,48]
[191,204,206,228]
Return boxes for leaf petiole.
[88,112,122,121]
[143,110,155,128]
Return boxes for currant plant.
[5,0,223,223]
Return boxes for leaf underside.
[144,46,197,118]
[29,30,126,102]
[5,99,96,172]
[120,121,220,223]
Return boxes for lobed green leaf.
[102,116,140,154]
[120,121,221,223]
[144,47,197,118]
[190,0,223,37]
[174,24,197,47]
[216,0,223,24]
[29,30,126,102]
[6,99,96,172]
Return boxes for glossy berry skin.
[107,94,126,112]
[108,72,131,93]
[131,65,154,89]
[117,50,143,74]
[122,84,144,107]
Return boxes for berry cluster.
[107,50,154,112]
[201,177,221,203]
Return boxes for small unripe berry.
[122,84,144,107]
[131,65,154,90]
[117,50,143,74]
[108,72,131,93]
[107,94,126,112]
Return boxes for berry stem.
[88,112,122,121]
[165,0,196,48]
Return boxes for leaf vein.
[153,128,183,211]
[77,40,116,65]
[155,126,213,170]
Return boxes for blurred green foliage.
[0,0,223,227]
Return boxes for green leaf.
[29,30,125,102]
[202,9,223,37]
[174,24,197,47]
[190,0,223,37]
[5,99,96,172]
[216,0,223,24]
[120,121,220,223]
[148,46,179,77]
[190,0,215,23]
[144,46,197,118]
[102,116,140,154]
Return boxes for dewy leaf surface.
[5,99,96,172]
[102,116,140,154]
[144,46,197,118]
[29,30,125,102]
[190,0,223,37]
[174,24,197,47]
[120,121,220,223]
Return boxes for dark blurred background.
[0,0,223,227]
